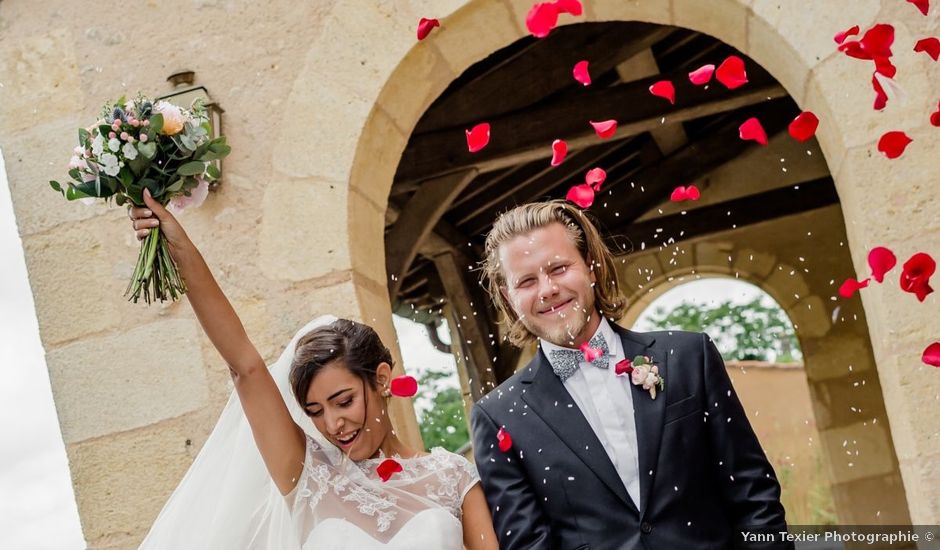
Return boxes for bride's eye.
[307,408,323,417]
[339,398,353,408]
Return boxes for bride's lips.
[334,429,360,449]
[539,298,574,315]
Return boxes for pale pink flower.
[170,176,209,211]
[153,101,185,136]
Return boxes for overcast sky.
[0,148,764,549]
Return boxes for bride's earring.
[382,385,391,398]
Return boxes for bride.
[129,189,499,549]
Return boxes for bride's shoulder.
[426,447,480,480]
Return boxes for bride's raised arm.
[130,189,305,495]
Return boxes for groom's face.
[498,222,599,347]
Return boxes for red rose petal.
[554,0,583,16]
[579,342,603,362]
[788,111,819,142]
[551,139,568,166]
[872,75,889,110]
[416,18,440,41]
[670,186,688,202]
[868,246,897,283]
[873,55,897,77]
[839,277,870,298]
[860,24,894,58]
[685,184,701,200]
[914,37,940,61]
[839,40,871,60]
[930,101,940,127]
[907,0,929,16]
[585,167,606,190]
[649,80,676,104]
[877,131,912,159]
[590,119,617,139]
[566,183,595,208]
[922,342,940,367]
[573,60,591,86]
[526,2,558,38]
[688,64,715,85]
[466,122,490,153]
[715,55,748,90]
[900,252,936,302]
[834,25,860,45]
[615,358,633,376]
[739,117,768,146]
[377,458,403,482]
[497,427,513,452]
[389,375,418,397]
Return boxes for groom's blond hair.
[481,201,626,347]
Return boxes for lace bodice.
[287,434,479,549]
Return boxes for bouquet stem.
[124,227,187,304]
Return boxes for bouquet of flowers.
[50,95,230,304]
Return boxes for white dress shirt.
[540,317,641,508]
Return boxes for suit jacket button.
[640,522,653,534]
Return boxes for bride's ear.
[374,362,393,389]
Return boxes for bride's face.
[303,361,392,461]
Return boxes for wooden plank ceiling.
[384,22,837,387]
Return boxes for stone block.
[348,186,388,287]
[694,241,736,273]
[801,334,875,382]
[763,263,809,309]
[829,472,911,525]
[819,421,896,484]
[349,106,407,212]
[732,247,777,279]
[433,0,522,74]
[0,28,83,134]
[673,0,749,53]
[69,408,215,547]
[787,295,830,339]
[376,42,456,134]
[588,0,672,25]
[259,178,351,282]
[47,317,210,444]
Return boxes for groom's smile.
[498,222,600,348]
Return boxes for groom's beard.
[524,300,591,348]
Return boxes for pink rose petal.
[877,131,912,159]
[788,111,819,142]
[839,277,870,298]
[914,37,940,61]
[868,246,897,283]
[590,119,617,139]
[466,122,491,153]
[585,167,606,190]
[688,64,715,85]
[739,117,768,146]
[649,80,675,104]
[554,0,583,16]
[580,342,603,362]
[834,25,860,45]
[573,60,591,86]
[389,375,418,397]
[525,2,558,38]
[551,139,568,166]
[416,18,440,41]
[715,55,748,90]
[922,342,940,367]
[566,183,595,208]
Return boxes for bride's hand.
[128,189,191,251]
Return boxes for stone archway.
[337,0,937,524]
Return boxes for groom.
[470,201,792,549]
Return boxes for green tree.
[416,367,470,452]
[642,295,801,362]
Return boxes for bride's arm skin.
[461,484,499,549]
[131,189,305,495]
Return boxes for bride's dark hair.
[288,319,394,410]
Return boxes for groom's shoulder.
[619,326,707,352]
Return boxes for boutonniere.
[615,355,664,400]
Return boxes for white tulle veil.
[138,315,338,549]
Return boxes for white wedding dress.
[287,434,477,549]
[139,316,478,550]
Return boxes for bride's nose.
[324,410,344,435]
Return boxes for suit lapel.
[520,349,636,512]
[613,325,667,517]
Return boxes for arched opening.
[371,18,911,525]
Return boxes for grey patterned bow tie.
[548,333,610,382]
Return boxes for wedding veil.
[138,315,338,549]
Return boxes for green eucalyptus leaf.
[148,113,164,134]
[49,180,64,195]
[138,141,157,159]
[205,163,221,180]
[176,161,206,176]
